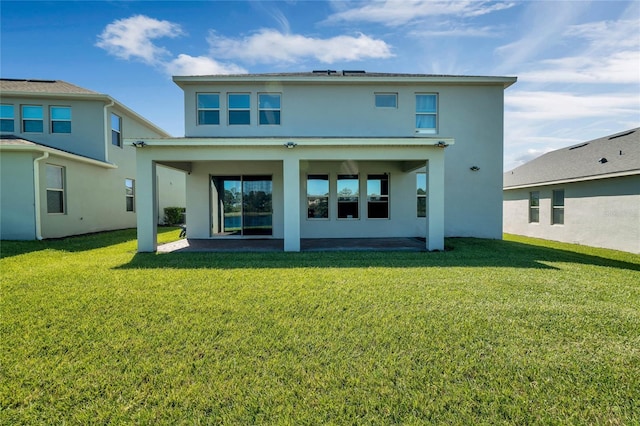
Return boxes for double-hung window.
[197,93,220,125]
[417,173,427,217]
[367,174,389,219]
[337,174,359,219]
[46,164,65,214]
[111,113,122,147]
[228,93,250,125]
[375,93,397,108]
[529,191,540,223]
[1,104,15,132]
[307,174,329,219]
[125,178,135,212]
[22,105,43,133]
[259,93,281,125]
[51,106,71,133]
[552,189,564,225]
[416,94,437,134]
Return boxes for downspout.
[33,151,49,240]
[103,99,115,162]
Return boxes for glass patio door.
[212,176,272,236]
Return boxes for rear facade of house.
[133,71,516,252]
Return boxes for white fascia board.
[0,144,117,169]
[503,169,640,190]
[125,137,455,148]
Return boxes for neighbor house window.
[50,106,71,133]
[197,93,220,125]
[111,113,122,147]
[416,94,437,134]
[22,105,43,133]
[552,189,564,225]
[367,174,389,219]
[529,191,540,223]
[125,178,135,212]
[1,104,15,132]
[228,93,250,125]
[46,164,65,214]
[337,174,359,219]
[258,93,281,125]
[417,173,427,217]
[307,174,329,219]
[375,93,397,108]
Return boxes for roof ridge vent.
[342,70,366,75]
[312,70,337,75]
[608,130,635,140]
[569,143,589,150]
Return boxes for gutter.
[103,99,115,162]
[33,152,49,240]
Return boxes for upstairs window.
[1,104,14,132]
[22,105,43,133]
[417,173,427,218]
[46,164,65,214]
[111,113,122,147]
[529,191,540,223]
[259,93,281,125]
[307,174,329,219]
[367,174,389,219]
[337,174,359,219]
[416,94,437,134]
[552,189,564,225]
[375,93,397,108]
[228,93,250,125]
[50,106,71,133]
[197,93,220,125]
[125,178,135,212]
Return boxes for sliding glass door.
[212,176,272,236]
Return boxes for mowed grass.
[1,229,639,425]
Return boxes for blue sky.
[1,0,638,170]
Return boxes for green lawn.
[1,229,639,425]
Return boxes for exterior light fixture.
[470,166,480,171]
[284,141,297,149]
[435,141,448,148]
[132,141,146,148]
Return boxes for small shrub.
[164,207,185,225]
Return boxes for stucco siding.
[503,175,640,253]
[0,151,37,239]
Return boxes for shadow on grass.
[118,237,640,272]
[0,228,179,259]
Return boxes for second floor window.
[51,106,71,133]
[22,105,43,133]
[197,93,220,125]
[111,113,122,147]
[259,93,281,125]
[228,93,250,125]
[416,94,437,134]
[1,104,14,132]
[375,93,397,108]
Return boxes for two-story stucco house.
[131,71,516,252]
[504,128,640,254]
[0,79,185,240]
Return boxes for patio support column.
[426,153,445,251]
[136,157,158,253]
[282,157,301,252]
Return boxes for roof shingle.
[0,79,99,95]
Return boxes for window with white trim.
[111,113,122,147]
[529,191,540,223]
[258,93,281,125]
[197,93,220,125]
[415,94,437,134]
[50,106,71,133]
[307,174,329,219]
[46,164,65,214]
[337,174,359,219]
[417,173,427,217]
[367,174,389,219]
[375,93,397,108]
[125,178,135,212]
[552,189,564,225]
[22,105,43,133]
[228,93,250,125]
[1,104,15,132]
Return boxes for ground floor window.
[417,173,427,217]
[552,189,564,224]
[367,174,389,219]
[337,174,359,219]
[529,191,539,223]
[125,178,135,212]
[307,174,329,219]
[46,164,65,214]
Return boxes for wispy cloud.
[327,0,515,27]
[409,24,501,38]
[208,29,393,64]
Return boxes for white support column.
[426,153,445,251]
[136,155,158,252]
[282,157,301,252]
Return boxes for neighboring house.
[503,128,640,254]
[0,78,185,240]
[131,71,516,252]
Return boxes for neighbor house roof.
[504,128,640,189]
[0,135,117,169]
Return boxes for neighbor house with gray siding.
[131,71,516,252]
[0,79,185,240]
[503,128,640,254]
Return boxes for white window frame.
[417,173,427,218]
[258,93,281,125]
[1,104,15,132]
[529,191,540,223]
[125,178,135,212]
[337,174,360,220]
[552,189,564,225]
[197,93,220,126]
[50,106,71,134]
[306,174,329,220]
[367,174,389,219]
[22,105,44,133]
[228,93,251,126]
[375,93,398,109]
[111,113,122,147]
[45,164,65,214]
[415,93,438,134]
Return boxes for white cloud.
[96,15,183,64]
[327,0,515,27]
[166,54,247,76]
[409,25,500,38]
[208,29,393,64]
